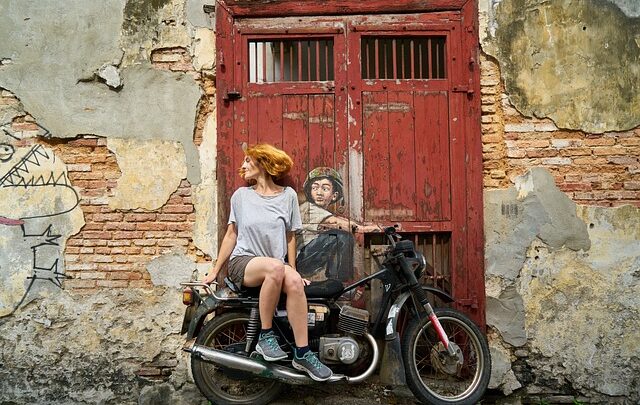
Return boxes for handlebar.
[384,225,400,247]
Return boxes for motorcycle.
[180,226,491,405]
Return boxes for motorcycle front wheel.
[402,309,491,405]
[191,311,284,405]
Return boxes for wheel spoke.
[192,314,281,404]
[404,310,490,404]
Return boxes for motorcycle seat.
[224,277,344,299]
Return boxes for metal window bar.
[366,232,451,294]
[361,36,446,80]
[249,39,335,83]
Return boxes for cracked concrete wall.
[0,288,205,404]
[0,0,202,185]
[480,1,639,401]
[480,0,640,133]
[485,169,640,402]
[1,0,217,402]
[2,0,638,403]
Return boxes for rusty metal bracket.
[224,90,242,101]
[457,298,478,309]
[452,85,474,95]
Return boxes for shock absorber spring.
[245,307,260,353]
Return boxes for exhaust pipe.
[183,332,380,385]
[184,341,341,385]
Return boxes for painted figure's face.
[311,178,338,208]
[240,155,262,181]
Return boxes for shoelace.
[301,351,323,370]
[261,334,280,350]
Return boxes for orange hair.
[241,143,293,180]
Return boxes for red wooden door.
[216,2,485,325]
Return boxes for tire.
[402,309,491,405]
[191,312,284,405]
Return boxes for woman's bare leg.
[243,257,285,329]
[281,265,308,347]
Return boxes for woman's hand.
[203,268,218,285]
[302,278,311,286]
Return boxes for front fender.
[186,295,220,339]
[378,286,454,386]
[384,287,454,340]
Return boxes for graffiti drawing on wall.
[296,167,380,283]
[0,125,83,318]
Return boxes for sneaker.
[292,351,333,382]
[255,332,287,361]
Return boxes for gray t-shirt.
[229,186,303,262]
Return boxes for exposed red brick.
[96,280,129,288]
[136,223,167,231]
[124,213,157,222]
[64,279,97,289]
[161,205,193,214]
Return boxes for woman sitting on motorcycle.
[203,143,332,382]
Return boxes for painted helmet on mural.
[303,166,344,202]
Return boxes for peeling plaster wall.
[0,1,215,402]
[0,0,202,184]
[481,1,640,401]
[1,0,639,403]
[481,0,640,133]
[0,288,205,404]
[485,174,640,402]
[107,138,188,210]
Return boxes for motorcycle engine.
[318,305,370,364]
[319,335,360,364]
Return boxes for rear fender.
[186,295,220,339]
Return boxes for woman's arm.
[203,223,238,284]
[286,230,297,269]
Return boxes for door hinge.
[452,85,474,95]
[457,298,478,309]
[224,90,242,101]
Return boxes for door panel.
[239,93,339,194]
[363,90,451,222]
[216,5,485,325]
[413,91,451,221]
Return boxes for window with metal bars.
[361,36,446,80]
[367,232,451,294]
[249,39,334,83]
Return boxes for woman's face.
[241,155,262,181]
[310,178,338,208]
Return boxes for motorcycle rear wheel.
[191,311,284,405]
[402,308,491,405]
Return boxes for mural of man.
[296,167,354,281]
[296,167,380,285]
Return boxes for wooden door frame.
[213,0,485,326]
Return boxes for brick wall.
[481,55,640,207]
[52,46,209,292]
[44,137,197,291]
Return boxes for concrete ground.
[271,379,419,405]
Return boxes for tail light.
[182,287,194,305]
